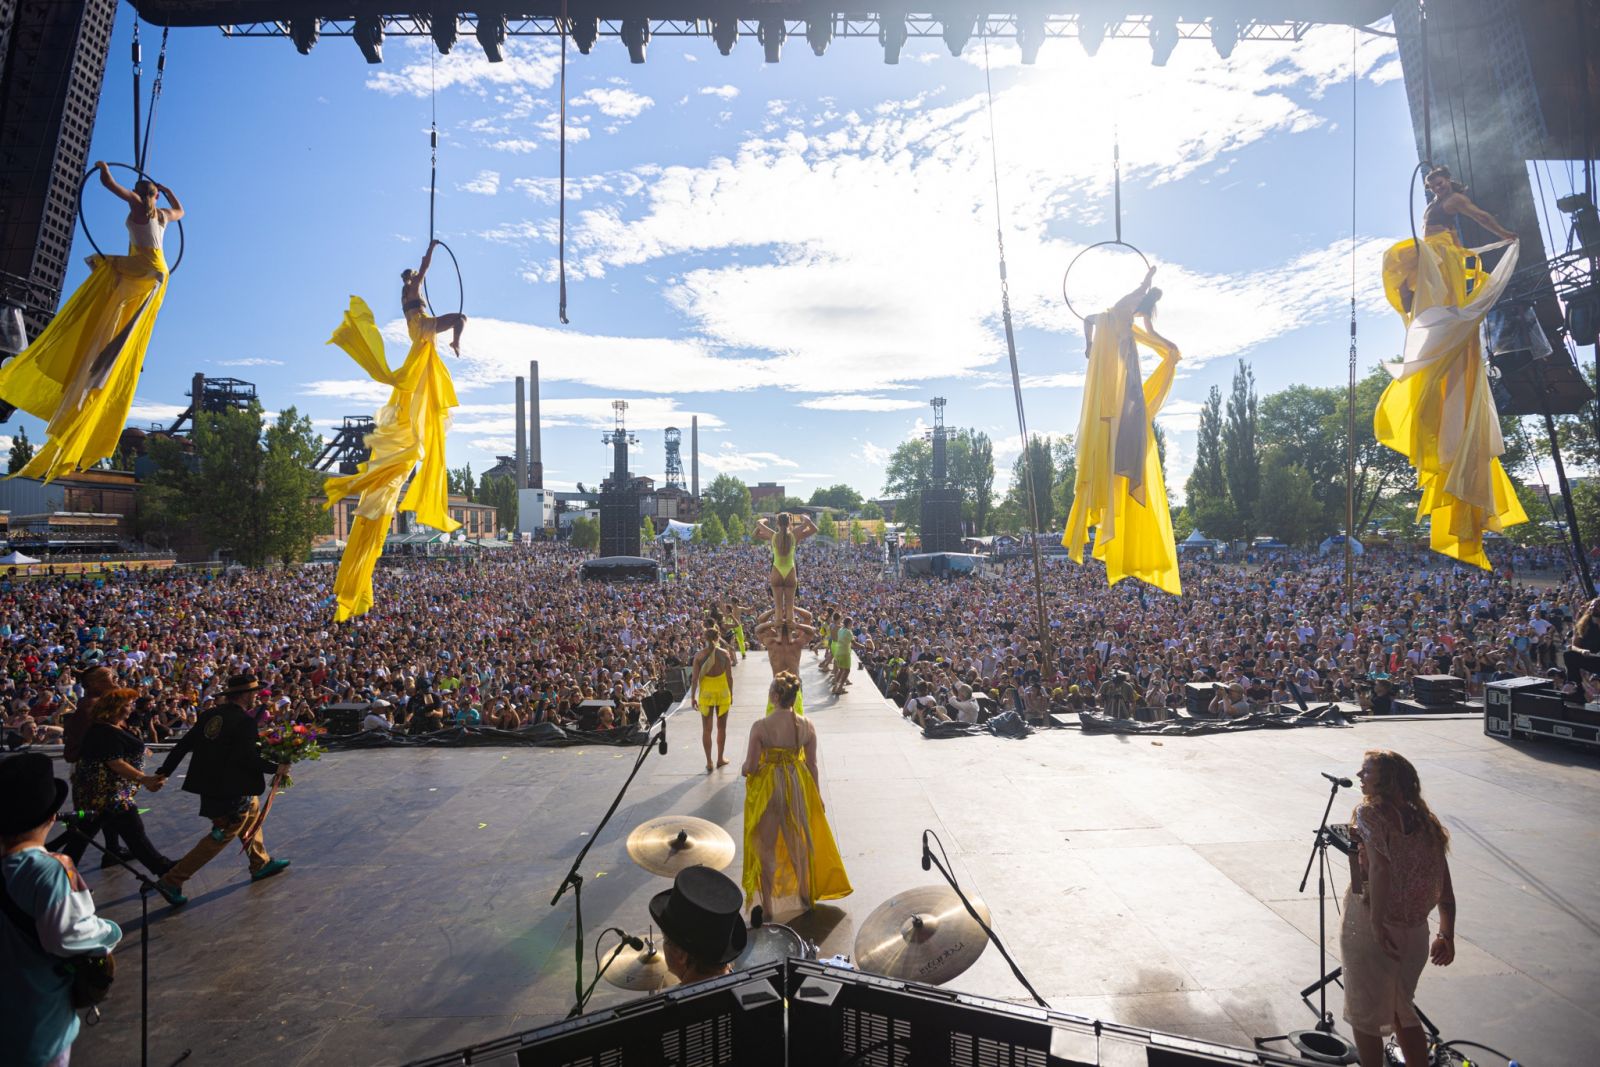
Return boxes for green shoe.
[250,858,290,883]
[154,881,188,907]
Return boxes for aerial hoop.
[1061,239,1149,322]
[1407,159,1432,249]
[76,162,185,274]
[423,238,465,319]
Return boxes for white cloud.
[1154,399,1204,433]
[446,397,724,434]
[300,379,398,406]
[701,442,799,475]
[366,39,561,98]
[461,170,500,195]
[800,395,928,412]
[126,401,186,425]
[858,441,892,466]
[489,139,541,154]
[215,357,284,367]
[570,87,654,119]
[699,85,740,100]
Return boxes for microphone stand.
[920,829,1046,1008]
[48,815,192,1067]
[552,705,675,1018]
[568,927,645,1018]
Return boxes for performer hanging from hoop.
[689,626,734,773]
[754,512,817,626]
[402,240,467,356]
[1062,264,1182,596]
[321,241,464,621]
[0,163,183,482]
[1377,165,1526,570]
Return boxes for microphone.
[1321,771,1353,788]
[921,829,931,872]
[620,932,644,951]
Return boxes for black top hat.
[0,753,69,836]
[647,865,748,966]
[221,673,261,697]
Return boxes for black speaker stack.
[920,487,964,554]
[598,489,641,558]
[1396,674,1467,715]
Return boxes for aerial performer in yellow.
[1062,264,1182,596]
[323,240,467,621]
[0,163,182,482]
[1377,165,1525,569]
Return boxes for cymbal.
[626,815,736,878]
[604,938,678,991]
[854,886,991,985]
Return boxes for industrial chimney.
[515,376,528,490]
[528,359,543,488]
[691,416,699,499]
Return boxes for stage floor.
[66,653,1600,1066]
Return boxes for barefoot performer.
[689,626,734,772]
[754,608,818,716]
[1377,166,1525,568]
[322,241,466,621]
[0,164,182,482]
[740,672,851,917]
[754,512,817,626]
[1062,264,1182,596]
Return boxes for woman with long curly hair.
[1341,750,1457,1067]
[56,688,175,880]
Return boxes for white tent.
[0,550,40,566]
[1318,535,1364,557]
[658,520,699,542]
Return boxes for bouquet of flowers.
[257,723,326,787]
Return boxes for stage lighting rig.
[712,16,739,55]
[289,14,320,54]
[940,11,976,56]
[1016,11,1045,64]
[880,12,907,64]
[354,15,384,63]
[1077,9,1116,56]
[1209,16,1241,59]
[758,16,786,62]
[476,9,506,61]
[571,16,599,54]
[1148,13,1178,66]
[805,16,833,56]
[621,18,650,63]
[1557,192,1600,253]
[430,5,457,53]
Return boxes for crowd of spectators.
[0,540,1588,748]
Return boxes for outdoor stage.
[67,654,1600,1066]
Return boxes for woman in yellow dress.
[690,626,734,772]
[1062,264,1182,596]
[322,241,465,621]
[740,671,851,917]
[1376,166,1525,569]
[0,162,182,482]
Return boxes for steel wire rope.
[422,49,464,320]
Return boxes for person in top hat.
[1,753,123,1067]
[648,865,748,986]
[151,674,290,906]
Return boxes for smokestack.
[691,416,699,499]
[515,376,528,490]
[528,359,543,488]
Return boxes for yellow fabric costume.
[1062,302,1182,596]
[321,297,460,622]
[741,718,851,907]
[0,239,167,483]
[697,670,732,715]
[1376,232,1526,569]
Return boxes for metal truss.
[217,15,1314,44]
[1508,246,1600,304]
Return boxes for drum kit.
[605,814,993,992]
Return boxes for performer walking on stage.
[1063,264,1182,596]
[0,163,182,482]
[1341,750,1457,1067]
[152,674,291,906]
[740,672,851,918]
[689,627,734,773]
[830,617,855,696]
[60,665,126,865]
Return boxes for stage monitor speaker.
[1566,284,1599,347]
[1184,681,1220,718]
[598,490,642,558]
[1487,347,1593,416]
[920,487,964,554]
[321,702,369,735]
[576,698,615,730]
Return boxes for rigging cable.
[138,26,168,175]
[558,0,570,323]
[980,32,1053,684]
[131,22,142,168]
[1346,27,1358,615]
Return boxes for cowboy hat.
[220,673,262,697]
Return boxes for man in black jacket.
[152,674,290,906]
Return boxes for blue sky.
[13,12,1567,500]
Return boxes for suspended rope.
[1345,27,1358,616]
[981,34,1054,685]
[557,0,570,323]
[422,50,464,319]
[138,26,168,174]
[1062,119,1147,320]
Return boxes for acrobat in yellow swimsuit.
[698,669,732,717]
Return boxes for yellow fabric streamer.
[1376,231,1526,570]
[1062,304,1182,596]
[0,246,167,483]
[322,296,460,622]
[741,746,852,907]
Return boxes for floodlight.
[880,12,907,64]
[806,17,833,56]
[354,15,384,63]
[476,10,506,62]
[289,15,320,54]
[712,16,738,55]
[1149,14,1178,66]
[758,16,785,62]
[621,18,650,63]
[1209,16,1240,59]
[1017,11,1045,64]
[941,12,976,56]
[570,17,599,54]
[431,6,457,53]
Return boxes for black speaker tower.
[599,400,641,558]
[920,397,964,553]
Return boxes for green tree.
[702,474,752,530]
[773,494,808,513]
[1222,360,1260,540]
[1260,384,1341,529]
[850,521,866,545]
[1049,435,1077,529]
[192,402,272,565]
[570,514,600,551]
[641,514,657,542]
[1152,421,1169,486]
[479,473,519,532]
[858,500,885,520]
[1001,435,1057,533]
[882,438,932,533]
[261,407,331,564]
[447,464,476,501]
[816,511,838,539]
[700,511,727,545]
[725,512,746,542]
[1330,365,1417,535]
[949,430,996,536]
[7,425,34,475]
[133,434,196,549]
[1185,385,1235,540]
[1254,449,1322,546]
[808,484,864,512]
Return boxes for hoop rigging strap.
[558,0,570,324]
[422,52,464,319]
[1060,115,1146,321]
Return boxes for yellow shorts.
[698,672,731,716]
